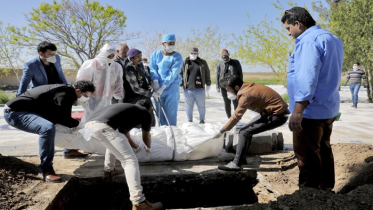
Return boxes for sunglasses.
[284,10,295,15]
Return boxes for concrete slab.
[1,84,372,158]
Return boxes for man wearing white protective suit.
[76,43,124,123]
[84,103,162,210]
[149,34,183,126]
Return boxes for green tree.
[183,25,228,72]
[0,21,27,82]
[328,0,373,102]
[229,12,294,87]
[8,0,140,69]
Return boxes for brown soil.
[1,143,373,209]
[252,143,373,209]
[0,154,39,210]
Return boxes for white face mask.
[107,58,114,64]
[189,54,197,60]
[165,45,175,53]
[353,66,358,70]
[78,96,90,104]
[227,92,237,100]
[46,55,57,63]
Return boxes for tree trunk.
[366,69,373,102]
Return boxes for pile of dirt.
[250,184,373,210]
[252,143,373,209]
[0,154,39,210]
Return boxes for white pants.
[85,121,145,204]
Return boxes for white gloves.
[153,91,160,100]
[213,131,223,139]
[152,80,160,91]
[155,85,166,97]
[77,121,84,129]
[206,85,211,92]
[133,144,151,153]
[145,145,151,153]
[133,145,141,153]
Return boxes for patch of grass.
[244,78,281,85]
[0,90,10,104]
[341,79,347,86]
[281,93,289,103]
[211,77,281,85]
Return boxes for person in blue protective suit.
[149,34,184,126]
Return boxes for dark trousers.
[221,88,238,118]
[293,117,336,190]
[233,113,288,166]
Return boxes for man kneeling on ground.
[84,101,162,210]
[4,81,95,182]
[214,75,290,171]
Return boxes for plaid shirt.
[124,64,152,98]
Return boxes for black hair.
[354,62,360,66]
[37,41,57,53]
[281,7,316,28]
[136,99,152,111]
[142,58,148,62]
[74,80,95,93]
[219,75,243,89]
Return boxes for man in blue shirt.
[149,34,183,126]
[282,7,344,191]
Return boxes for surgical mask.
[227,92,237,100]
[222,55,229,62]
[78,96,90,103]
[46,55,57,63]
[353,66,358,70]
[190,54,197,60]
[165,45,175,53]
[107,58,114,64]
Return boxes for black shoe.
[188,120,193,123]
[354,105,357,108]
[199,120,205,124]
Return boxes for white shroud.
[54,123,224,162]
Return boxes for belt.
[3,105,12,113]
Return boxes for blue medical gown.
[149,50,183,126]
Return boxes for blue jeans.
[183,88,206,121]
[349,83,361,105]
[4,109,56,172]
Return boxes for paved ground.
[0,85,372,157]
[0,84,372,209]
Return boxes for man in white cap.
[76,43,125,178]
[149,34,183,126]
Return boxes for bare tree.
[0,21,27,82]
[8,0,141,69]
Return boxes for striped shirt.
[344,69,367,85]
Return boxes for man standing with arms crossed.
[215,48,243,119]
[282,7,344,191]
